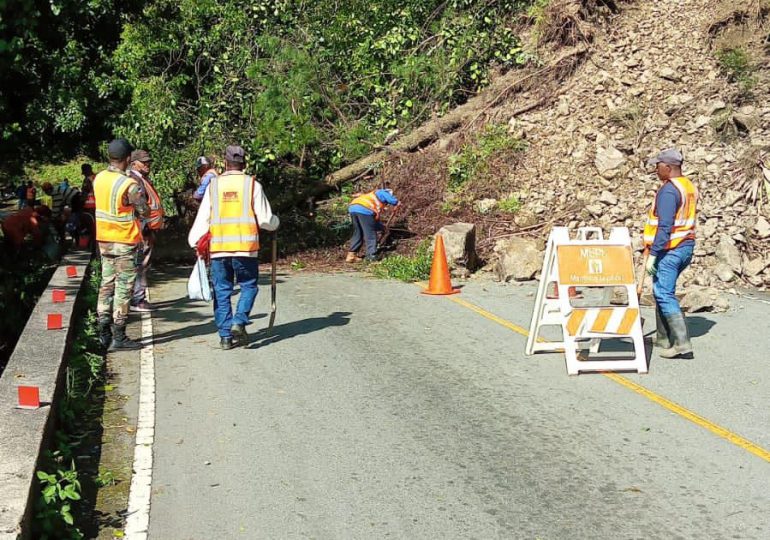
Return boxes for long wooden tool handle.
[269,235,277,329]
[637,247,649,297]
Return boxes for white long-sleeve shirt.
[188,171,280,258]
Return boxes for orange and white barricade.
[525,227,647,375]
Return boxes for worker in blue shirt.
[193,156,218,201]
[346,187,399,262]
[643,148,698,359]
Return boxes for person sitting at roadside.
[1,205,51,252]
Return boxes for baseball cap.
[107,139,134,159]
[107,138,133,160]
[130,149,152,163]
[195,156,211,169]
[225,145,246,164]
[647,148,683,167]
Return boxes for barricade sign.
[525,226,647,375]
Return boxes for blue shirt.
[349,189,399,216]
[651,181,694,257]
[194,171,217,200]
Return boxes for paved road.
[145,268,770,539]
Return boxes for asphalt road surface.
[144,268,770,539]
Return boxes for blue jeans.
[210,257,259,338]
[653,244,694,316]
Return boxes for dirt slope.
[314,0,770,291]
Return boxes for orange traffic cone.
[422,234,460,295]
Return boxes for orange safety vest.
[94,169,142,244]
[209,172,259,253]
[134,174,165,230]
[643,176,697,250]
[350,191,384,219]
[84,192,96,209]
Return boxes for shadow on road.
[246,311,352,349]
[686,315,716,338]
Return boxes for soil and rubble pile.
[318,0,770,305]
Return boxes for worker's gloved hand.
[645,255,658,276]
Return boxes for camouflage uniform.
[96,169,149,328]
[97,242,140,326]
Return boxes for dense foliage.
[3,1,534,196]
[0,0,143,168]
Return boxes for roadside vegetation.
[1,1,539,201]
[0,255,57,375]
[371,240,433,282]
[33,261,108,539]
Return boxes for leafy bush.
[371,241,433,282]
[717,47,757,90]
[448,125,526,192]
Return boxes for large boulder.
[594,145,626,178]
[715,234,742,273]
[494,237,543,282]
[680,286,730,313]
[436,222,479,271]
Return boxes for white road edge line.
[124,289,156,540]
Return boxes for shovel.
[377,203,401,250]
[637,247,650,297]
[269,234,277,330]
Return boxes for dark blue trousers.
[349,212,378,260]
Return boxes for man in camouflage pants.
[95,139,150,351]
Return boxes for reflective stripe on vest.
[350,191,384,218]
[143,179,165,230]
[84,193,96,209]
[209,172,259,253]
[643,176,697,250]
[94,169,142,244]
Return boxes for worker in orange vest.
[643,148,697,359]
[128,149,165,312]
[188,145,280,350]
[94,138,150,351]
[346,187,399,262]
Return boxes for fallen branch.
[324,45,589,189]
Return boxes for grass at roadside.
[370,241,433,282]
[33,260,104,540]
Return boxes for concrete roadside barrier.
[0,252,91,539]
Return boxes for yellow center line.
[417,282,770,463]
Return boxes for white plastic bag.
[187,258,212,302]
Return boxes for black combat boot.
[658,312,694,359]
[109,324,143,351]
[98,317,113,351]
[654,302,672,349]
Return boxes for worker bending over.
[346,187,399,263]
